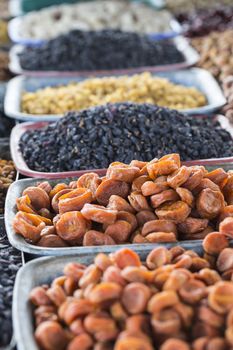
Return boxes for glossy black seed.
[19,102,233,173]
[18,29,184,71]
[0,224,21,347]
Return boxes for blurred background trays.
[10,115,233,180]
[13,243,204,350]
[4,68,226,122]
[8,36,199,76]
[8,16,182,46]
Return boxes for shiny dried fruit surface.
[30,245,233,349]
[14,153,233,247]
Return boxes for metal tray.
[10,114,233,179]
[8,14,183,46]
[8,36,199,76]
[4,162,233,257]
[4,68,226,122]
[13,243,204,350]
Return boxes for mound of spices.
[0,159,16,214]
[30,245,233,349]
[0,225,22,347]
[19,103,233,173]
[13,153,233,247]
[177,6,233,37]
[21,72,206,115]
[18,29,184,72]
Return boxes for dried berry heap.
[18,29,184,71]
[19,103,233,173]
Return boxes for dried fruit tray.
[10,115,233,180]
[4,68,226,122]
[4,161,232,257]
[13,244,204,350]
[8,16,182,46]
[8,36,199,76]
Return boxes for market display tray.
[8,15,183,46]
[8,36,199,76]
[4,161,233,257]
[4,68,226,122]
[10,114,233,179]
[13,243,204,350]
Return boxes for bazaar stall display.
[2,1,233,349]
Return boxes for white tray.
[4,68,226,122]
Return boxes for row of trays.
[8,14,183,46]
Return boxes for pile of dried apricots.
[30,245,233,350]
[13,153,233,247]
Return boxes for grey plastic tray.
[5,177,208,256]
[4,68,226,122]
[8,36,199,76]
[13,244,204,350]
[5,168,232,257]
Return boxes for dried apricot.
[150,189,179,209]
[122,282,151,314]
[35,321,68,350]
[167,166,191,189]
[83,230,115,246]
[142,220,177,237]
[96,179,129,206]
[23,186,50,210]
[56,211,89,244]
[155,201,191,223]
[58,188,93,214]
[106,163,139,182]
[107,195,134,213]
[196,189,224,219]
[202,232,229,255]
[81,204,117,224]
[208,281,233,314]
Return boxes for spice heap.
[18,30,184,72]
[0,225,22,347]
[30,245,233,349]
[18,0,173,40]
[19,103,233,173]
[177,6,233,37]
[0,160,16,214]
[13,153,233,247]
[191,29,233,123]
[21,73,206,115]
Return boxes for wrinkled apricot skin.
[16,195,36,214]
[83,230,115,246]
[96,179,129,206]
[81,204,117,225]
[196,189,224,219]
[13,211,46,243]
[56,211,89,244]
[23,186,50,210]
[203,232,229,256]
[77,172,101,197]
[155,201,191,224]
[35,321,68,350]
[58,188,93,214]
